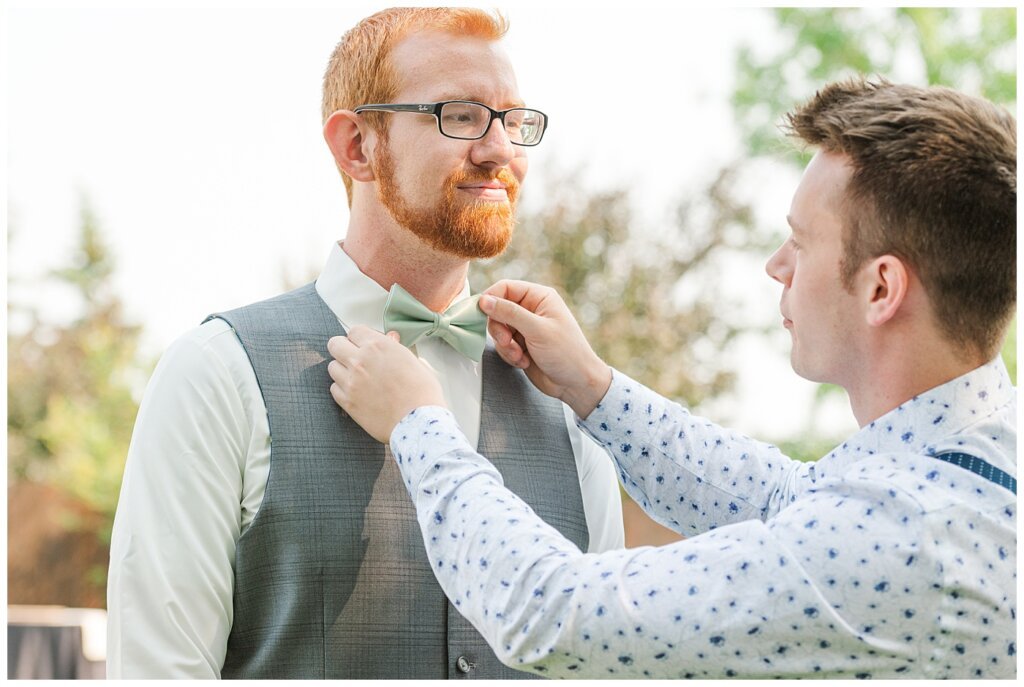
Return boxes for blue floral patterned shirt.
[390,358,1016,678]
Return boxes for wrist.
[562,356,612,420]
[389,404,469,490]
[397,394,447,429]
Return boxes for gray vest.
[208,283,589,679]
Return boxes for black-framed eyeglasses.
[353,100,548,146]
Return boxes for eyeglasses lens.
[438,102,544,145]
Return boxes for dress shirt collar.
[314,241,472,331]
[826,356,1014,461]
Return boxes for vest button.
[456,655,473,673]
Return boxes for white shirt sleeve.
[578,370,807,534]
[563,404,624,553]
[106,320,266,678]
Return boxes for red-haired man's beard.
[374,145,520,260]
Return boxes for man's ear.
[862,255,910,328]
[323,110,376,182]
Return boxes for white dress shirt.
[106,243,623,678]
[390,358,1016,678]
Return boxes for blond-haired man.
[107,8,622,679]
[328,79,1016,678]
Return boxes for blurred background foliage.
[472,164,764,408]
[7,7,1017,606]
[8,203,154,606]
[734,7,1017,163]
[8,203,151,519]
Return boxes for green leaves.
[473,164,755,408]
[734,8,1016,165]
[8,200,154,571]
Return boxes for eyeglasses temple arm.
[354,103,437,114]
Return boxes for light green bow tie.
[382,284,487,362]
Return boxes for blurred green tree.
[8,201,153,599]
[472,163,767,408]
[734,8,1016,164]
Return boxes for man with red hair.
[107,8,622,679]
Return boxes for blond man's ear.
[861,255,910,328]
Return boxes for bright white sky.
[6,1,860,441]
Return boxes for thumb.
[386,330,401,342]
[479,294,543,338]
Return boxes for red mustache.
[448,168,520,203]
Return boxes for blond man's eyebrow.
[786,215,802,236]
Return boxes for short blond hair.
[322,8,510,203]
[786,78,1016,359]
